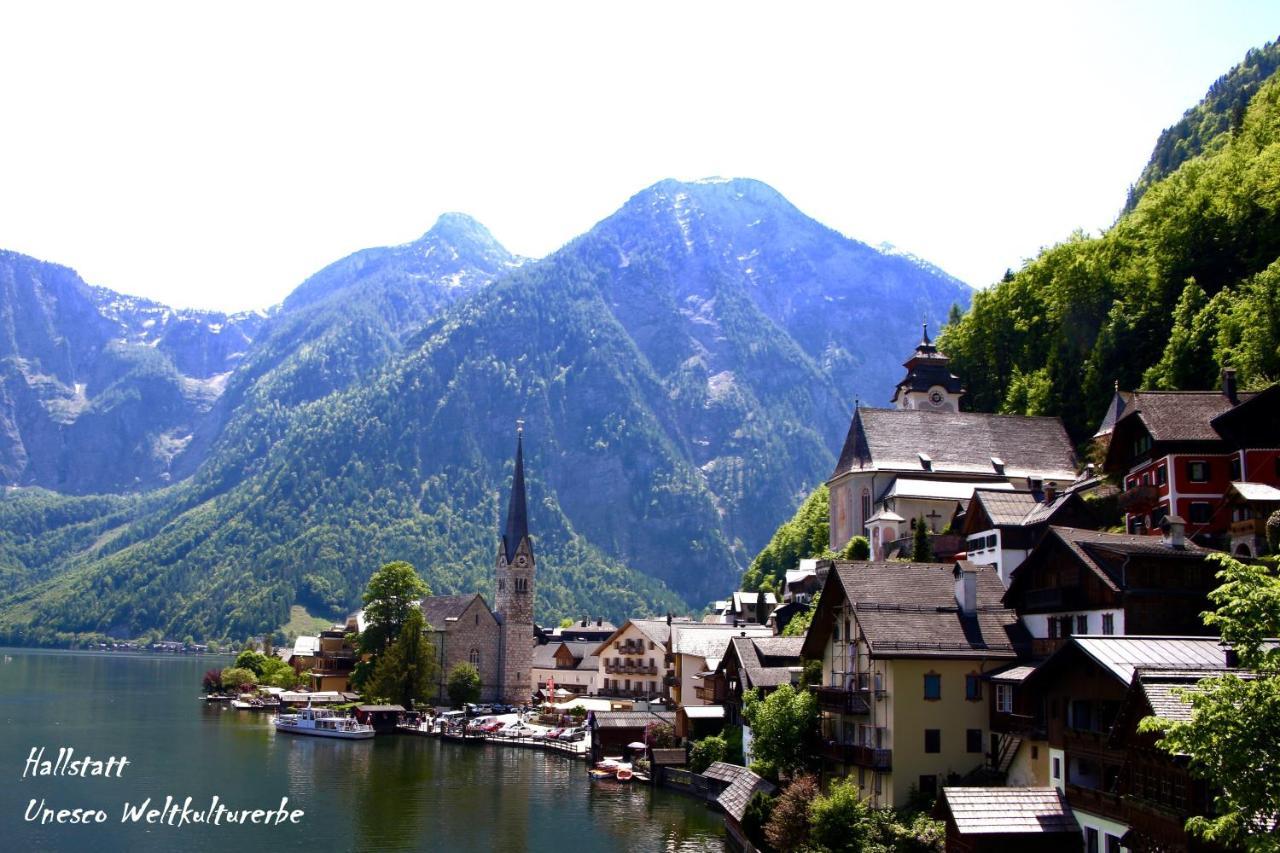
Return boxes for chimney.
[596,617,602,627]
[1161,515,1186,549]
[1222,368,1239,405]
[1044,481,1058,503]
[953,564,977,616]
[666,612,672,626]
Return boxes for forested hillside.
[940,58,1280,440]
[0,179,969,645]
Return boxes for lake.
[0,649,726,852]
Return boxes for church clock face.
[515,555,528,568]
[928,389,945,407]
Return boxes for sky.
[2,2,1279,313]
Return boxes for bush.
[220,666,257,691]
[446,662,482,708]
[202,668,224,693]
[1267,509,1280,553]
[840,536,870,560]
[689,735,727,773]
[644,721,677,749]
[809,778,874,853]
[765,774,817,852]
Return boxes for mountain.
[0,250,265,493]
[0,179,971,645]
[940,44,1280,440]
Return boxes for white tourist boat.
[273,705,375,740]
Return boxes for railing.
[1118,485,1160,513]
[1231,518,1267,537]
[614,642,648,656]
[821,741,891,770]
[604,662,658,675]
[816,686,871,714]
[1066,783,1126,822]
[991,712,1045,738]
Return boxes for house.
[284,628,362,692]
[587,709,676,763]
[959,481,1100,587]
[1223,480,1280,557]
[668,622,772,711]
[1103,373,1280,543]
[711,762,776,852]
[530,639,599,697]
[935,786,1080,853]
[707,635,805,761]
[1017,636,1234,852]
[801,560,1028,808]
[706,591,779,625]
[593,619,673,699]
[546,618,617,643]
[828,332,1078,560]
[1002,522,1218,658]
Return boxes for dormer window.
[991,457,1005,475]
[919,452,933,471]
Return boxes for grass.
[280,604,336,640]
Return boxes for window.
[1048,618,1059,639]
[966,729,983,753]
[965,673,982,701]
[1141,472,1151,486]
[469,648,480,667]
[1189,502,1212,524]
[996,684,1013,713]
[923,673,941,700]
[1150,503,1168,528]
[498,579,506,592]
[1102,613,1115,635]
[873,773,882,795]
[924,729,940,753]
[1188,460,1210,482]
[858,767,866,788]
[1071,700,1093,731]
[1106,835,1122,853]
[1087,827,1099,853]
[515,577,528,593]
[1126,477,1137,490]
[1052,756,1061,779]
[1231,457,1242,480]
[918,775,937,797]
[861,489,871,523]
[475,613,479,625]
[1076,615,1089,634]
[1031,745,1039,760]
[1156,465,1168,486]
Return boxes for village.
[204,329,1280,853]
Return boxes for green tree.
[234,649,269,676]
[911,517,932,562]
[782,592,819,637]
[838,536,870,560]
[644,721,678,748]
[559,617,574,629]
[765,774,817,852]
[220,666,257,691]
[1139,554,1280,849]
[367,609,437,709]
[689,735,728,773]
[360,560,430,656]
[446,661,482,708]
[742,684,818,781]
[809,778,876,853]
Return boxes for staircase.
[995,734,1023,774]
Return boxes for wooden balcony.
[821,741,891,770]
[991,711,1045,739]
[1231,518,1267,537]
[1066,783,1126,823]
[1119,485,1160,514]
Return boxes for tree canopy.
[446,662,482,709]
[742,684,818,781]
[367,608,437,709]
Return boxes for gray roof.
[420,594,488,630]
[531,644,560,669]
[1116,390,1256,443]
[985,663,1039,684]
[832,407,1078,482]
[726,636,805,689]
[815,562,1026,659]
[702,761,748,783]
[672,623,771,661]
[1073,636,1229,684]
[591,710,675,729]
[1136,670,1217,723]
[715,768,776,823]
[940,787,1078,835]
[1007,526,1211,600]
[971,489,1041,526]
[501,429,530,564]
[1229,481,1280,502]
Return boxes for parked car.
[560,729,586,743]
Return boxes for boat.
[588,768,614,780]
[615,768,634,782]
[231,699,254,709]
[273,705,375,740]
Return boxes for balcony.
[816,687,871,715]
[821,741,891,770]
[1231,518,1267,538]
[991,711,1045,739]
[1066,783,1126,823]
[1119,485,1160,514]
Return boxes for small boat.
[588,768,614,780]
[615,768,634,782]
[274,704,375,740]
[231,699,254,709]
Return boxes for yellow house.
[801,560,1027,808]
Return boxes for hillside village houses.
[270,332,1278,853]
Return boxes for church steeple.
[501,421,530,564]
[890,324,965,411]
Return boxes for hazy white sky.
[2,2,1279,312]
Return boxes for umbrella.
[627,741,647,750]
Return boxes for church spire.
[501,420,529,564]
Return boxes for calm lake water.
[0,649,725,852]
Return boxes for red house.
[1101,372,1280,547]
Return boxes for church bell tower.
[890,323,965,412]
[494,421,534,704]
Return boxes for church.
[827,327,1079,560]
[420,424,536,705]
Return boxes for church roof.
[420,594,489,630]
[502,426,530,563]
[831,408,1077,482]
